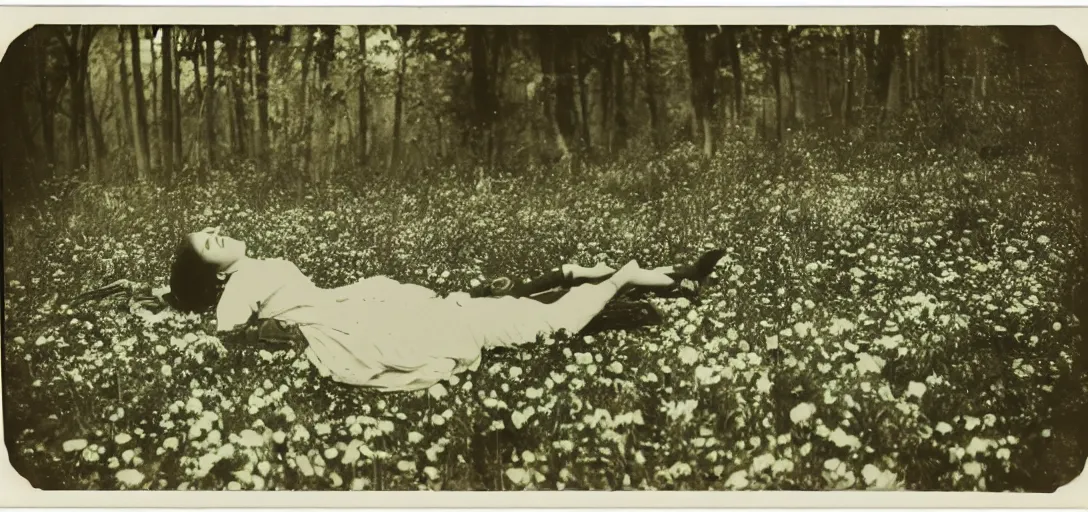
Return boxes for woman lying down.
[78,227,725,393]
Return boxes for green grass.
[3,139,1086,491]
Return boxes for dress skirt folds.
[214,258,604,392]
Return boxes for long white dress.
[213,258,609,392]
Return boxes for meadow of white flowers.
[3,140,1084,491]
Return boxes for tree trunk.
[534,27,570,161]
[864,28,880,107]
[160,26,176,185]
[129,26,152,182]
[204,28,217,172]
[876,26,904,123]
[575,37,591,152]
[86,68,108,179]
[81,30,96,178]
[975,47,988,99]
[771,36,783,144]
[723,27,744,122]
[297,27,315,180]
[842,30,855,127]
[639,26,662,149]
[255,28,271,176]
[117,28,134,147]
[489,29,505,167]
[248,38,258,161]
[553,31,579,159]
[759,28,783,144]
[149,27,159,146]
[64,33,82,173]
[357,26,369,168]
[314,27,337,182]
[600,33,614,155]
[682,26,716,157]
[35,37,56,175]
[229,31,247,159]
[468,26,496,168]
[784,28,798,126]
[613,31,629,155]
[390,27,409,169]
[224,32,239,156]
[0,33,38,186]
[173,33,183,169]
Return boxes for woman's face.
[187,227,247,271]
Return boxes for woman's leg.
[469,248,723,303]
[468,263,615,302]
[471,261,673,349]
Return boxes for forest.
[1,24,1087,492]
[0,25,1082,192]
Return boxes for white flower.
[115,469,145,487]
[962,461,983,477]
[292,456,315,477]
[790,403,816,424]
[756,374,772,393]
[906,381,926,399]
[861,464,881,485]
[855,353,885,375]
[823,458,843,472]
[185,397,203,414]
[694,365,716,384]
[964,416,981,431]
[750,453,776,473]
[966,437,994,457]
[505,467,531,485]
[428,384,448,400]
[397,460,417,473]
[238,429,264,448]
[936,422,953,434]
[678,346,700,365]
[724,470,749,490]
[829,428,861,450]
[114,433,132,445]
[771,459,794,475]
[62,439,88,452]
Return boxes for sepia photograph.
[1,6,1086,498]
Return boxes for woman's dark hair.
[168,236,226,313]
